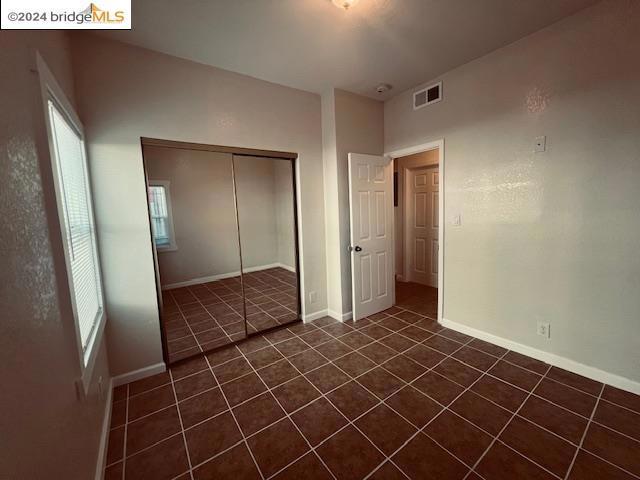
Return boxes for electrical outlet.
[537,321,551,339]
[534,135,546,153]
[452,214,462,226]
[309,291,317,304]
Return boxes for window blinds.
[148,185,170,245]
[48,100,103,355]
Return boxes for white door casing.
[348,153,394,321]
[407,166,439,287]
[386,138,444,324]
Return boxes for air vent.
[413,81,442,110]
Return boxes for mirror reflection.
[233,155,299,334]
[145,146,247,364]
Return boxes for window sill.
[77,310,107,398]
[157,245,178,253]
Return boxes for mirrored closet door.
[142,140,300,365]
[233,155,299,334]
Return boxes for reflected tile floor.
[395,281,438,318]
[107,306,640,480]
[162,267,299,364]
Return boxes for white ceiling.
[99,0,598,100]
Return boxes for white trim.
[413,81,443,110]
[94,378,113,480]
[386,139,445,325]
[37,52,107,396]
[328,309,353,322]
[163,271,240,290]
[441,318,640,396]
[161,263,295,290]
[303,309,329,322]
[149,180,178,252]
[278,263,296,273]
[293,155,308,321]
[112,362,166,388]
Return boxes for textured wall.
[145,147,243,286]
[334,90,385,315]
[71,34,326,376]
[385,0,640,384]
[0,31,110,479]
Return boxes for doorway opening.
[390,141,443,322]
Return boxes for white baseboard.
[162,271,240,290]
[441,318,640,396]
[328,310,353,322]
[94,378,113,480]
[303,309,328,322]
[162,263,296,290]
[277,263,296,273]
[112,362,167,387]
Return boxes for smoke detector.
[332,0,359,10]
[376,83,392,94]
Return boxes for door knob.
[349,245,363,252]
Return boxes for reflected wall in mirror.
[144,145,247,364]
[233,155,300,334]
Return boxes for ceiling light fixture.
[332,0,359,10]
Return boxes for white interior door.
[407,166,439,287]
[348,153,394,320]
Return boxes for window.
[39,53,105,393]
[148,181,177,251]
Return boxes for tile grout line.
[201,353,266,480]
[112,341,638,480]
[264,319,480,479]
[563,383,604,480]
[169,289,205,358]
[168,369,195,480]
[122,314,586,431]
[356,347,507,480]
[232,337,339,480]
[121,384,129,480]
[361,346,511,480]
[122,320,630,450]
[462,364,554,480]
[115,323,493,476]
[170,270,298,358]
[112,310,640,480]
[192,282,239,349]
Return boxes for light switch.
[534,136,546,153]
[452,214,461,226]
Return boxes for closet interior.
[142,138,300,365]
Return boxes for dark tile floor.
[107,283,640,480]
[162,268,298,363]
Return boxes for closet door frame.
[140,137,301,366]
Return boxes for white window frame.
[148,180,178,252]
[37,53,106,395]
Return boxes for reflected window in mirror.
[148,181,177,251]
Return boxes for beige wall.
[235,156,296,272]
[71,34,326,376]
[323,89,384,317]
[274,159,296,269]
[321,89,344,316]
[146,148,297,287]
[0,31,110,479]
[145,147,242,286]
[385,0,640,384]
[394,150,439,278]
